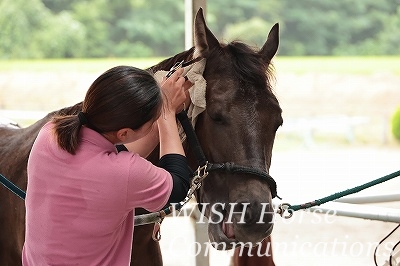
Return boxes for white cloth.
[153,58,207,126]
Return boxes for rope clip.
[276,203,293,219]
[192,163,209,188]
[152,218,164,241]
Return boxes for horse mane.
[148,47,195,73]
[222,41,275,93]
[148,42,279,110]
[148,42,276,95]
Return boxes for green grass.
[1,56,399,75]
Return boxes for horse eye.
[209,113,224,124]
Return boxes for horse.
[0,8,281,266]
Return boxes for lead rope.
[277,169,400,218]
[0,173,26,200]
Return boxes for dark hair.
[52,66,162,154]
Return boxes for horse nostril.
[229,201,274,225]
[233,202,246,212]
[231,201,254,224]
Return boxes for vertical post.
[184,2,209,265]
[185,0,207,50]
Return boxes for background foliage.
[392,106,400,142]
[1,0,400,58]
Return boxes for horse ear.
[194,7,220,58]
[259,23,279,62]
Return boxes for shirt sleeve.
[126,154,173,212]
[158,154,192,205]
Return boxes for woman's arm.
[157,112,184,157]
[157,68,187,158]
[120,68,191,158]
[157,68,192,204]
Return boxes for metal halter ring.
[277,203,293,219]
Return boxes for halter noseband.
[176,110,279,199]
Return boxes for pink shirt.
[22,122,172,265]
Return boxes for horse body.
[0,125,28,264]
[0,8,281,266]
[0,104,81,264]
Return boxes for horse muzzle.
[206,199,275,250]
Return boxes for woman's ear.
[116,128,132,142]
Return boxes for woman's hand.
[160,68,192,113]
[157,68,193,157]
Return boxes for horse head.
[191,9,282,249]
[146,7,282,251]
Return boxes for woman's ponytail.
[52,114,83,154]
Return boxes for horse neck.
[18,102,82,144]
[51,102,82,117]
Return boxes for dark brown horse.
[0,105,82,263]
[0,8,281,266]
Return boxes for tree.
[2,0,400,58]
[0,0,85,58]
[207,0,282,45]
[278,0,400,55]
[111,0,185,57]
[0,0,46,58]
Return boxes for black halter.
[176,110,279,199]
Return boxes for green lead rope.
[0,173,26,200]
[288,169,400,212]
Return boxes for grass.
[0,56,399,75]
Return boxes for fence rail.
[0,109,47,122]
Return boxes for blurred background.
[1,0,400,58]
[1,0,400,265]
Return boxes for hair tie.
[78,111,88,125]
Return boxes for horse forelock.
[223,41,275,94]
[207,41,281,112]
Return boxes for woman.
[22,66,192,265]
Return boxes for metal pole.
[184,2,208,264]
[335,193,400,204]
[185,0,207,50]
[309,202,400,223]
